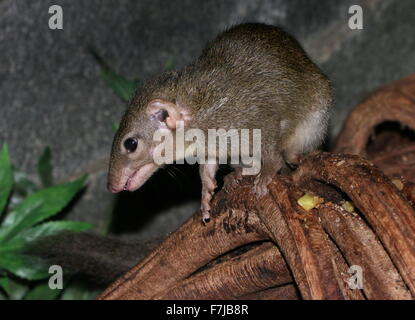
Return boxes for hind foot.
[254,173,273,197]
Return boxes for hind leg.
[283,131,307,168]
[283,109,329,167]
[253,150,284,197]
[283,149,301,169]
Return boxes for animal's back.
[199,23,315,75]
[178,23,331,133]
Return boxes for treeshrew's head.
[107,97,192,193]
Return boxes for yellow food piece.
[391,179,404,191]
[297,194,322,211]
[341,201,355,213]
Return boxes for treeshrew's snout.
[107,163,159,194]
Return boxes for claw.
[202,215,211,224]
[200,193,212,224]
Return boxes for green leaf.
[16,220,92,243]
[0,200,42,243]
[24,282,62,300]
[164,56,175,71]
[0,253,48,280]
[0,276,9,294]
[90,48,137,102]
[37,147,53,187]
[111,121,119,133]
[0,176,87,243]
[0,144,13,215]
[12,170,38,199]
[0,221,93,252]
[0,276,28,300]
[102,68,137,102]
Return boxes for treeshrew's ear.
[146,99,192,130]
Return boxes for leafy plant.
[0,144,93,299]
[90,48,139,103]
[37,147,53,187]
[163,56,175,72]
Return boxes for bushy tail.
[27,233,160,285]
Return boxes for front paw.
[200,190,213,224]
[201,209,210,224]
[254,174,272,197]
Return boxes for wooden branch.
[402,181,415,206]
[317,203,411,299]
[293,152,415,296]
[155,242,292,299]
[334,73,415,156]
[98,206,267,299]
[239,284,299,300]
[259,178,349,299]
[371,145,415,181]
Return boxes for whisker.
[161,165,184,189]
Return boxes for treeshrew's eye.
[124,137,138,153]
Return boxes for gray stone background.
[1,0,414,238]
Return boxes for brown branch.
[98,205,267,299]
[155,242,292,299]
[239,284,299,300]
[402,181,415,206]
[371,145,415,181]
[333,73,415,155]
[317,203,412,299]
[260,178,348,299]
[223,175,356,299]
[293,152,415,296]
